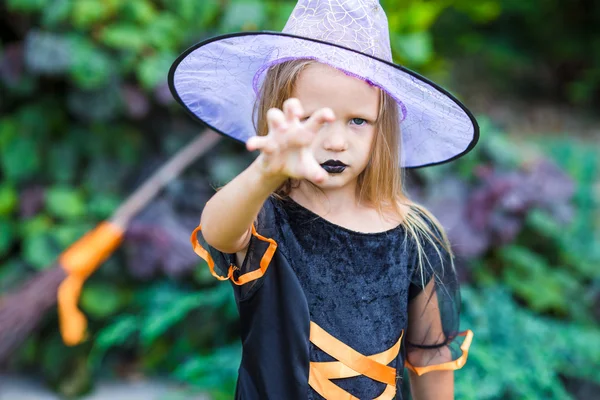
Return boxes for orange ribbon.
[308,321,403,399]
[190,224,277,285]
[58,222,124,346]
[404,329,474,376]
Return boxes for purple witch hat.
[169,0,479,168]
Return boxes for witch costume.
[169,0,477,398]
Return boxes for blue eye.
[351,118,367,126]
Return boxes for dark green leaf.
[0,219,15,257]
[22,232,60,269]
[0,136,41,182]
[41,0,73,28]
[87,193,121,219]
[6,0,49,12]
[48,140,79,184]
[120,0,157,25]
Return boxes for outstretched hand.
[246,98,335,184]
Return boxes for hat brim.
[169,31,479,169]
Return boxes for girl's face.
[292,63,380,191]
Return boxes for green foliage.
[433,0,600,106]
[456,286,600,400]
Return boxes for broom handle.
[110,130,220,229]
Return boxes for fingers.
[303,107,335,134]
[282,98,304,123]
[246,135,278,153]
[266,107,288,133]
[303,159,329,184]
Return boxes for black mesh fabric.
[405,212,467,372]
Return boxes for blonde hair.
[253,59,455,289]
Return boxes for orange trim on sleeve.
[58,222,125,346]
[190,224,277,286]
[308,321,403,399]
[405,329,474,376]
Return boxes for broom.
[0,130,221,363]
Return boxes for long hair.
[253,59,455,289]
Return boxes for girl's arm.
[408,364,453,400]
[406,281,454,400]
[200,157,286,254]
[200,98,334,255]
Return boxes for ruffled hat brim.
[169,31,479,168]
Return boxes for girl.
[169,1,477,399]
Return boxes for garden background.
[0,0,599,399]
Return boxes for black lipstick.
[320,160,347,174]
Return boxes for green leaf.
[136,51,175,89]
[266,1,296,30]
[145,13,182,51]
[48,140,79,184]
[0,135,41,182]
[140,293,202,346]
[0,184,18,216]
[402,2,446,32]
[392,31,434,66]
[95,315,139,349]
[52,223,94,248]
[19,214,53,238]
[68,36,114,90]
[46,186,86,220]
[87,193,121,219]
[0,118,18,150]
[89,314,139,367]
[456,0,502,23]
[173,344,240,389]
[80,282,124,318]
[7,0,50,12]
[22,232,61,269]
[41,0,73,28]
[0,219,15,257]
[500,246,581,314]
[71,0,114,29]
[221,0,266,31]
[120,0,157,25]
[164,0,220,26]
[99,24,147,52]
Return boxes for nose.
[322,124,348,152]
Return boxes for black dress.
[193,196,471,399]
